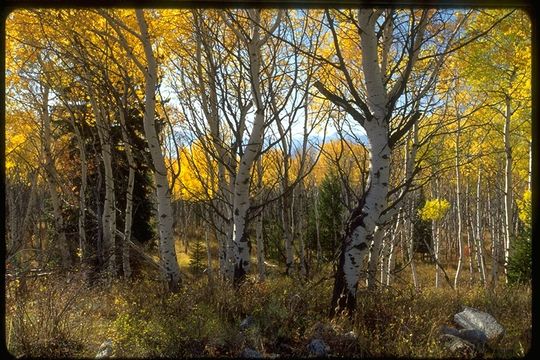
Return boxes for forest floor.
[5,239,532,358]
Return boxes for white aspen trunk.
[325,9,427,314]
[277,118,294,276]
[454,115,463,289]
[503,94,513,283]
[193,20,234,279]
[73,122,87,264]
[118,97,134,279]
[465,182,474,284]
[136,9,181,291]
[433,176,441,288]
[405,137,419,291]
[230,9,280,284]
[378,229,388,286]
[256,209,265,281]
[385,212,401,286]
[488,191,498,287]
[331,11,391,314]
[89,95,116,276]
[256,158,266,281]
[475,167,487,287]
[314,187,322,268]
[41,83,71,269]
[433,219,440,288]
[297,183,307,277]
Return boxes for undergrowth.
[5,267,531,358]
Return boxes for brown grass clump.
[5,266,531,358]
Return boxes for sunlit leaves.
[419,198,450,221]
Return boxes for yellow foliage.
[168,139,218,201]
[419,198,450,221]
[517,190,531,227]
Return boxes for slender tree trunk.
[136,9,182,292]
[503,94,513,283]
[7,171,38,263]
[314,187,322,268]
[297,183,308,277]
[256,158,266,281]
[385,214,401,285]
[465,182,474,284]
[454,115,463,289]
[475,167,487,287]
[118,95,134,279]
[488,191,499,288]
[89,94,116,277]
[61,106,88,266]
[230,9,278,284]
[41,83,71,269]
[282,186,294,275]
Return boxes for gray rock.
[440,333,476,356]
[343,330,357,340]
[440,325,460,337]
[441,324,488,351]
[240,315,255,330]
[240,347,262,358]
[454,307,505,343]
[95,339,113,358]
[307,338,329,357]
[458,328,489,348]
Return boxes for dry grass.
[5,251,531,358]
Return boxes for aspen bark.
[226,9,282,284]
[454,115,464,289]
[118,93,134,279]
[136,9,181,291]
[256,158,266,281]
[330,10,390,314]
[503,94,513,283]
[475,167,487,286]
[41,83,72,269]
[89,94,116,276]
[327,9,428,315]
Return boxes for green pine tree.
[189,237,207,276]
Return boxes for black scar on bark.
[234,208,240,216]
[382,154,389,159]
[353,242,368,251]
[330,188,370,318]
[239,233,248,242]
[233,262,247,287]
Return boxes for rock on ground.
[240,315,255,330]
[454,307,505,343]
[307,338,329,357]
[240,347,262,358]
[440,333,477,357]
[95,339,113,358]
